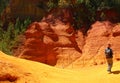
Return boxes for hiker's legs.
[107,63,113,72]
[107,58,113,72]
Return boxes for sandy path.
[0,51,120,83]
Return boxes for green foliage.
[76,0,84,4]
[58,0,70,7]
[47,0,58,11]
[0,18,31,55]
[37,0,59,12]
[72,0,120,29]
[0,22,14,54]
[38,0,120,29]
[72,4,90,29]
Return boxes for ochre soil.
[0,51,120,83]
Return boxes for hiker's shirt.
[105,48,113,59]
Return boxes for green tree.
[38,0,120,29]
[0,18,31,55]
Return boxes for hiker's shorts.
[106,58,113,71]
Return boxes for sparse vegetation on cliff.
[0,18,31,55]
[0,0,120,56]
[39,0,120,29]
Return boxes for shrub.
[42,0,120,29]
[0,18,31,55]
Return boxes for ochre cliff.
[68,21,120,68]
[14,7,120,68]
[18,21,120,68]
[18,8,82,66]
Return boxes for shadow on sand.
[111,70,120,74]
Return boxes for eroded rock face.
[17,7,120,67]
[19,22,57,66]
[19,19,120,67]
[18,8,83,66]
[69,21,120,68]
[81,21,114,65]
[19,11,82,66]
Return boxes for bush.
[44,0,120,29]
[0,18,31,55]
[47,0,58,11]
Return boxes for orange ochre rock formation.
[18,19,120,68]
[18,8,82,67]
[16,8,120,68]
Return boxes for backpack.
[105,48,113,58]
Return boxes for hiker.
[105,44,113,73]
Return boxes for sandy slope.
[0,51,120,83]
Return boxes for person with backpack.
[105,44,113,73]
